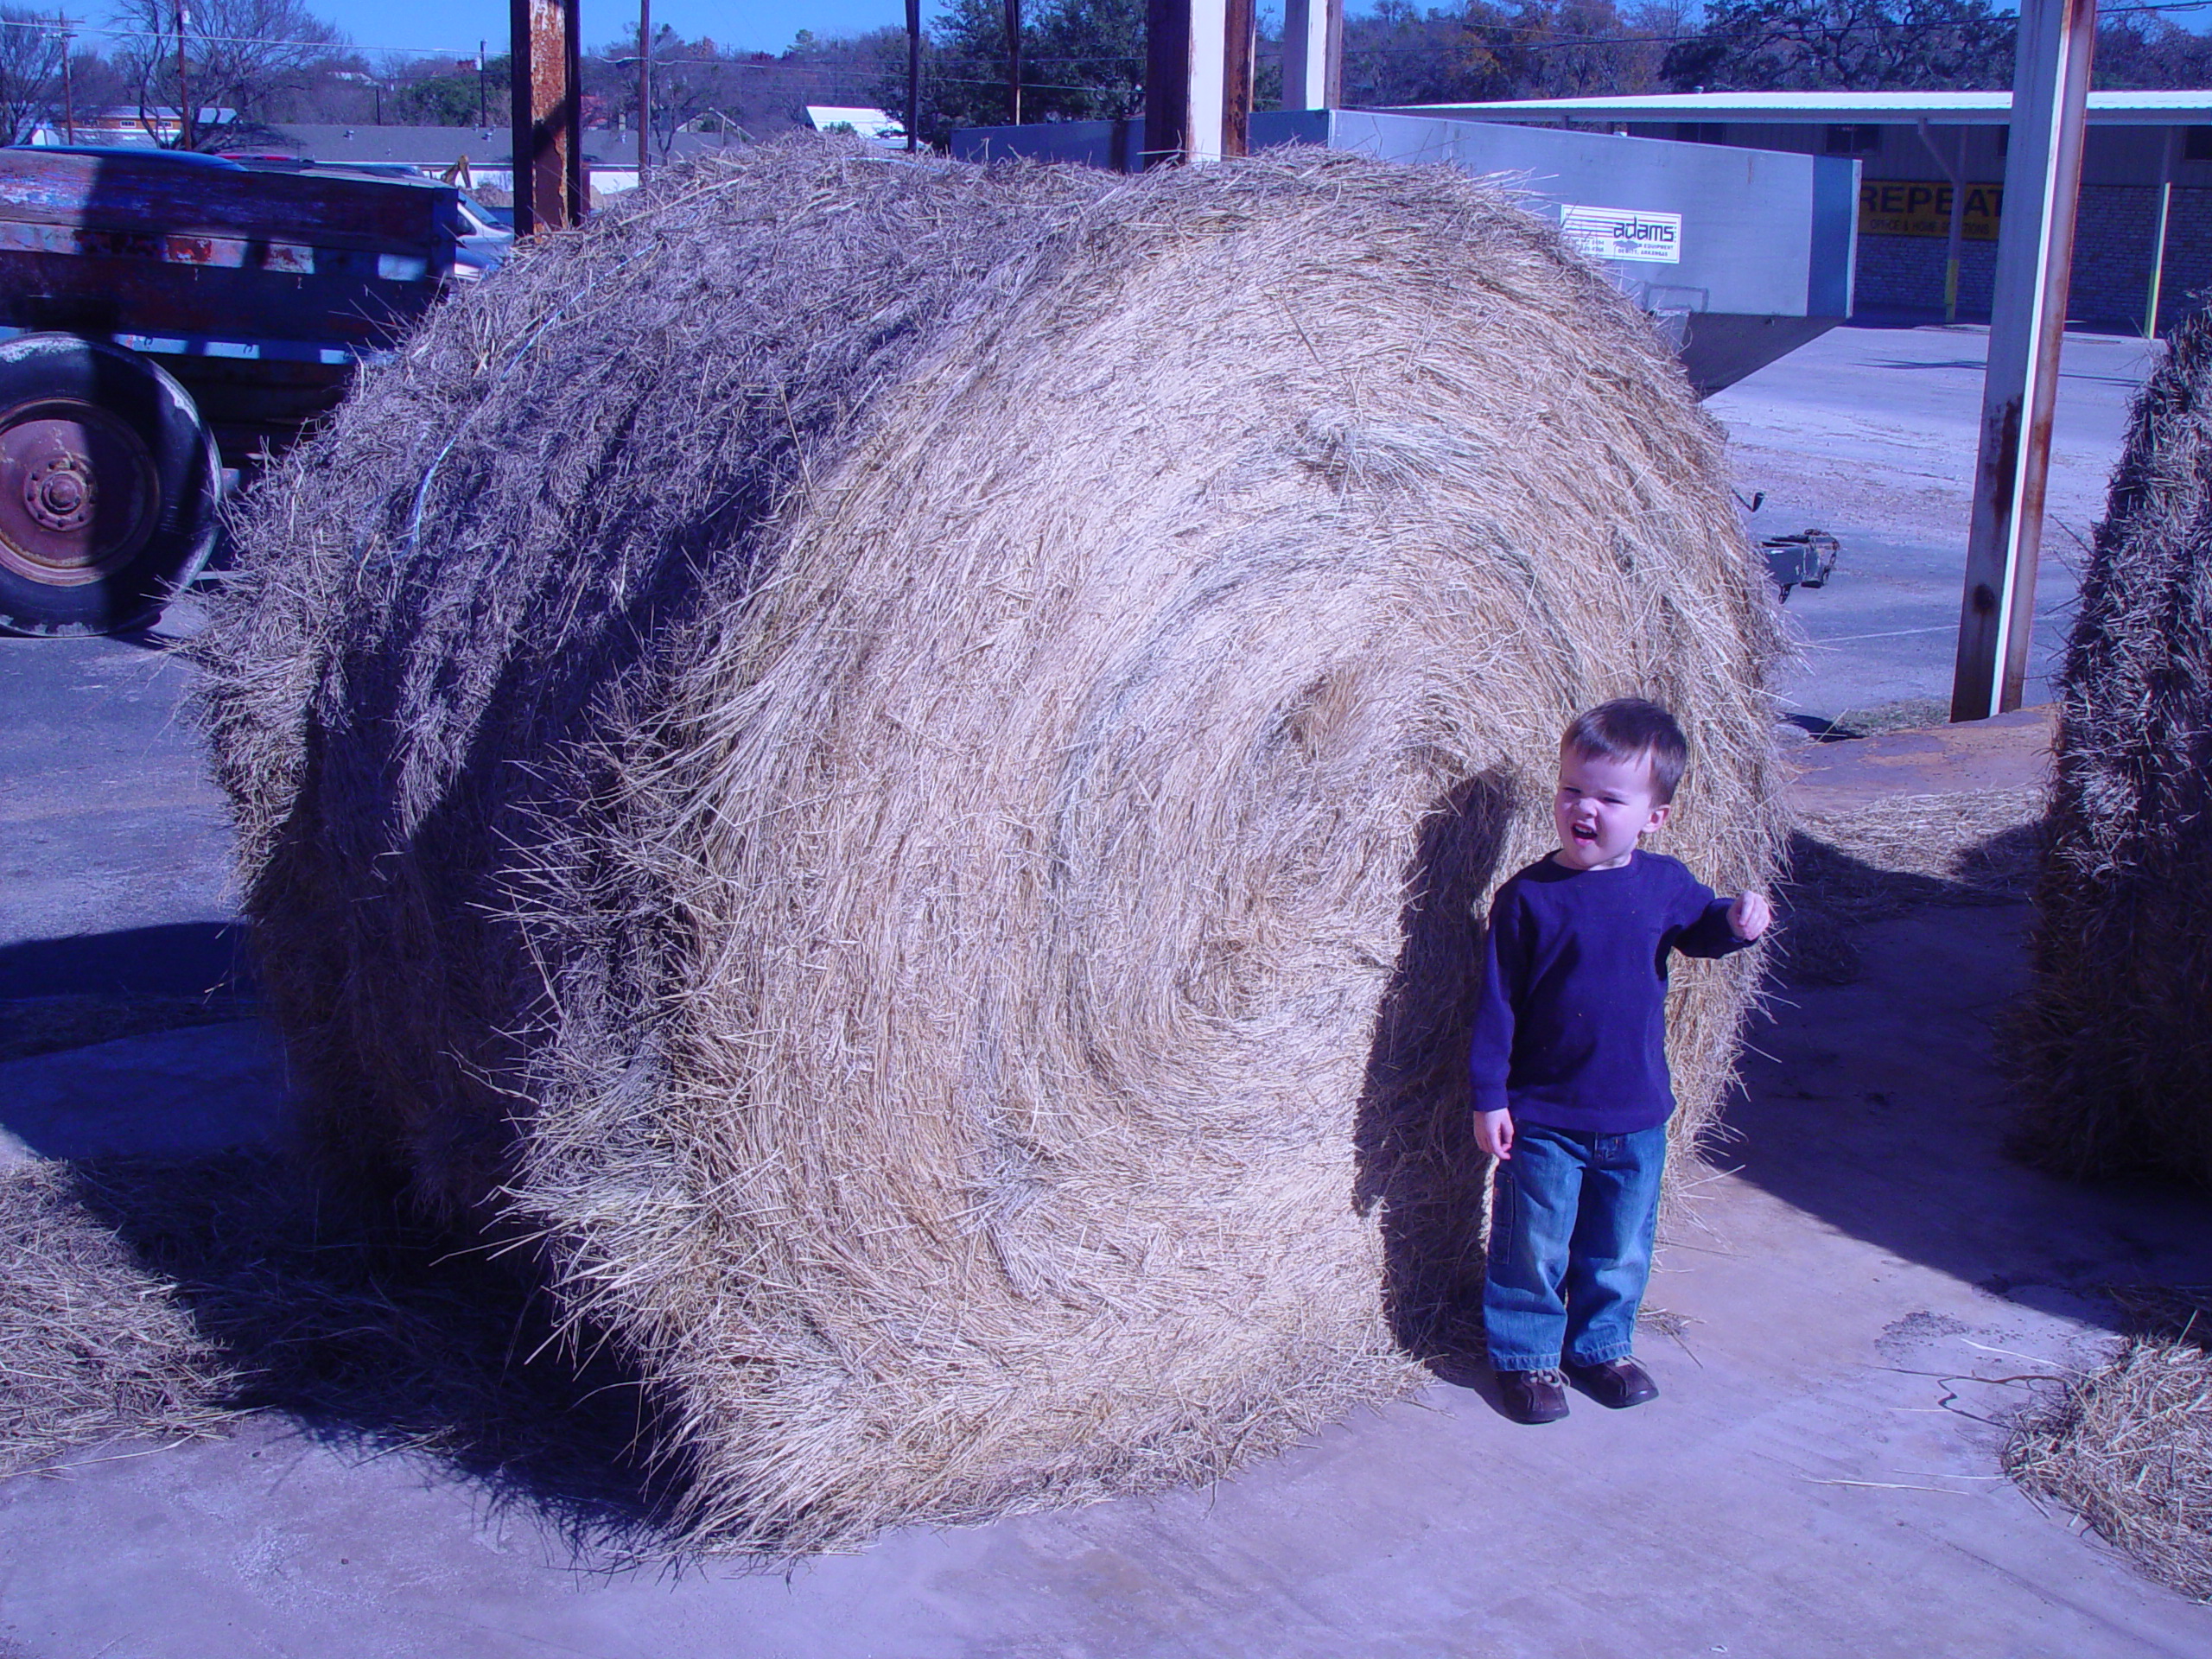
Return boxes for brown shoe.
[1564,1356,1659,1409]
[1496,1368,1570,1424]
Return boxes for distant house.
[805,106,909,149]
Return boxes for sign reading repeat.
[1559,204,1684,265]
[1859,180,2004,241]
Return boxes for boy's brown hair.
[1562,698,1688,804]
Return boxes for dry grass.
[0,1153,672,1544]
[189,140,1786,1552]
[2018,308,2212,1186]
[1772,785,2046,985]
[2007,1286,2212,1603]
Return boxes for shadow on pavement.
[41,1150,690,1560]
[0,920,254,1001]
[1718,824,2212,1326]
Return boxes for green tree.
[1660,0,2015,93]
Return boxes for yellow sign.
[1859,180,2004,240]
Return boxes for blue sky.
[258,3,908,60]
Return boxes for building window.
[1675,123,1727,145]
[2186,126,2212,162]
[1824,124,1880,155]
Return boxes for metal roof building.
[1395,90,2212,334]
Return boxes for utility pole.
[477,41,486,130]
[905,0,919,152]
[510,0,584,234]
[173,0,191,149]
[1950,0,2096,722]
[58,12,76,143]
[1003,0,1020,125]
[637,0,650,181]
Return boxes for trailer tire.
[0,334,221,637]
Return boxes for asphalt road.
[1710,321,2159,721]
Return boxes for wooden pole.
[173,0,191,149]
[511,0,583,234]
[637,0,650,182]
[1950,0,2096,722]
[58,12,75,143]
[1004,0,1021,125]
[906,0,919,152]
[1223,0,1254,157]
[2145,126,2176,339]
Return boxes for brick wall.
[1853,182,2212,334]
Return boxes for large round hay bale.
[194,143,1783,1549]
[2019,308,2212,1185]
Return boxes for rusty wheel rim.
[0,397,160,587]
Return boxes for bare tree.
[0,8,64,143]
[107,0,346,148]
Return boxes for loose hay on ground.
[192,141,1786,1552]
[1774,784,2045,985]
[2006,1287,2212,1604]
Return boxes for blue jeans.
[1483,1122,1668,1372]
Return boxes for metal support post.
[511,0,584,234]
[2145,126,2176,339]
[1949,0,2096,723]
[1145,0,1226,166]
[1281,0,1342,111]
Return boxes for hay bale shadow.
[1354,771,1514,1371]
[3,1153,688,1560]
[1772,793,2047,988]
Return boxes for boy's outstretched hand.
[1475,1107,1515,1161]
[1729,891,1773,941]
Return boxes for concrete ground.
[1708,322,2158,721]
[3,327,2209,1656]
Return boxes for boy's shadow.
[1353,769,1516,1394]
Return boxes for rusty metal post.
[510,0,584,235]
[1281,0,1342,111]
[1144,0,1227,166]
[1223,0,1255,157]
[1949,0,2096,722]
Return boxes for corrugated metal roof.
[1391,90,2212,127]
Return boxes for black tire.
[0,334,221,637]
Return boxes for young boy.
[1469,698,1770,1425]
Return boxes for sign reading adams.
[1559,204,1683,264]
[1859,180,2005,240]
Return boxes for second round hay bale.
[2019,307,2212,1185]
[194,144,1785,1549]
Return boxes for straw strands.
[2018,307,2212,1185]
[2006,1287,2212,1603]
[192,141,1785,1551]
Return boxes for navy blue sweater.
[1467,850,1752,1135]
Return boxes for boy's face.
[1553,744,1671,872]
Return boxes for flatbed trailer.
[0,145,463,634]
